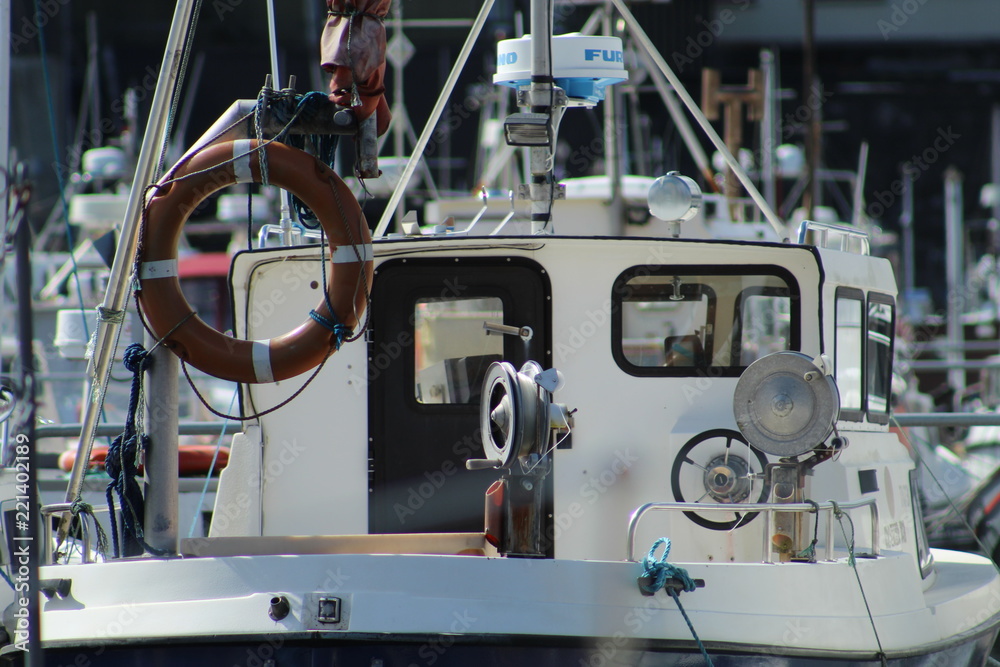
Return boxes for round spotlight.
[647,172,702,223]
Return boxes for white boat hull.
[21,547,1000,665]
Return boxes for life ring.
[136,139,373,383]
[58,445,230,477]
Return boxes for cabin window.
[612,266,798,377]
[835,289,865,419]
[735,288,793,367]
[413,296,504,404]
[866,294,895,424]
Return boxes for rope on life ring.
[135,139,373,384]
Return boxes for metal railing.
[35,422,232,440]
[796,220,871,255]
[39,502,109,564]
[893,413,1000,427]
[626,497,879,563]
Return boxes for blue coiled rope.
[105,343,167,558]
[639,537,696,594]
[639,538,714,666]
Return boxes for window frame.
[412,295,506,406]
[611,264,801,378]
[865,292,896,425]
[834,287,866,423]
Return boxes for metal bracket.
[516,88,568,109]
[302,592,350,630]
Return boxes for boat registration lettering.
[882,520,906,549]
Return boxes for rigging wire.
[892,414,1000,575]
[33,0,94,360]
[187,387,238,538]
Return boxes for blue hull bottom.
[3,631,996,667]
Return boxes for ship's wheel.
[670,428,770,530]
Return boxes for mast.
[0,0,8,377]
[527,0,557,234]
[944,167,964,409]
[802,0,819,218]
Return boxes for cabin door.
[368,258,550,535]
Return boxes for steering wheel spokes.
[670,429,770,530]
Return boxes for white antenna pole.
[0,0,9,382]
[266,0,281,85]
[527,0,556,234]
[265,0,296,245]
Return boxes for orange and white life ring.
[136,139,372,383]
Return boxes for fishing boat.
[2,0,1000,665]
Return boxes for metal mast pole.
[993,105,1000,224]
[802,0,818,218]
[528,0,557,234]
[900,165,915,303]
[760,48,778,212]
[944,167,965,408]
[602,0,622,232]
[0,0,9,381]
[62,0,200,538]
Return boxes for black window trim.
[865,291,896,425]
[611,264,801,378]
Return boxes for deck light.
[647,172,702,236]
[503,113,551,147]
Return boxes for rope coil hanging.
[105,343,167,558]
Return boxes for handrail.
[796,220,871,255]
[35,422,231,441]
[40,502,109,564]
[626,497,879,563]
[893,413,1000,427]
